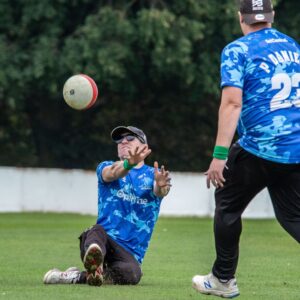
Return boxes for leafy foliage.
[0,0,298,171]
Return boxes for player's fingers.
[165,178,171,183]
[164,170,170,178]
[159,183,172,188]
[142,149,151,159]
[206,173,212,189]
[210,171,220,187]
[217,176,225,187]
[212,179,219,188]
[217,181,224,188]
[138,145,147,154]
[219,174,226,183]
[206,179,211,189]
[212,175,224,188]
[135,146,140,154]
[215,171,225,187]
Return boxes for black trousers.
[212,143,300,280]
[78,224,142,285]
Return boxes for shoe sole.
[192,283,240,298]
[83,244,104,286]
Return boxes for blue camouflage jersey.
[221,28,300,163]
[96,161,163,263]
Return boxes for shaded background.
[0,0,299,171]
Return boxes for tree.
[0,0,298,171]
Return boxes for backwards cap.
[240,0,274,25]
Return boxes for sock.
[76,271,87,284]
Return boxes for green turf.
[0,213,298,300]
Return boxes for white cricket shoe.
[43,267,81,284]
[192,273,239,298]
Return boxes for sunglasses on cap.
[115,135,137,144]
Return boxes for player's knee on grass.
[109,263,142,285]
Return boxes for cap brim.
[243,12,274,25]
[111,126,136,141]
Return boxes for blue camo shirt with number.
[96,161,163,263]
[221,28,300,163]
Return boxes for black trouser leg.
[212,144,266,280]
[77,224,108,283]
[77,224,142,285]
[79,224,108,261]
[105,237,142,285]
[212,210,242,280]
[212,144,300,280]
[267,164,300,243]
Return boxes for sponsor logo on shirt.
[116,189,148,204]
[265,38,288,44]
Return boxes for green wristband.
[123,159,137,170]
[213,145,229,160]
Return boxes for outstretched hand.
[205,158,226,188]
[126,145,152,165]
[154,161,171,188]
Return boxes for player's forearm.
[102,161,129,182]
[215,101,241,147]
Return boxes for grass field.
[0,213,298,300]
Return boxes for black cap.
[111,126,147,144]
[240,0,274,25]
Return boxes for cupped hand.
[126,145,152,165]
[154,161,171,188]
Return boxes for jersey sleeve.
[220,42,245,89]
[96,161,114,184]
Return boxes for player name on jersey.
[268,50,299,66]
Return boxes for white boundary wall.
[0,167,275,218]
